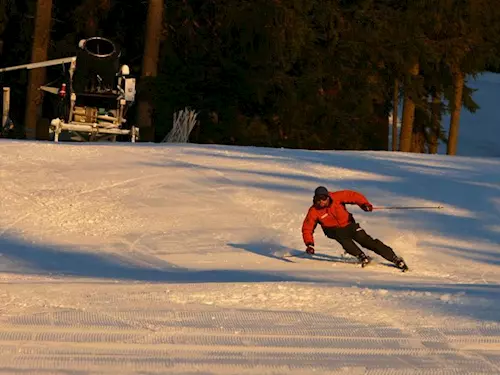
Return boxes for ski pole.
[373,206,444,210]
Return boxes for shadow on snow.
[0,235,313,283]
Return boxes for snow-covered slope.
[1,140,499,374]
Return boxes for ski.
[283,252,367,266]
[283,251,409,271]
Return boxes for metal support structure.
[0,56,77,73]
[2,87,10,129]
[0,40,138,143]
[50,118,138,143]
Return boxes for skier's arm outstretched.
[332,190,373,211]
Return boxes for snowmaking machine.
[0,37,139,142]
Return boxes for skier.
[302,186,409,271]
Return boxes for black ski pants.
[324,223,397,261]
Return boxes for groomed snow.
[0,140,499,374]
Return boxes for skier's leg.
[325,225,364,258]
[326,225,371,265]
[335,237,365,258]
[352,226,399,262]
[335,237,372,267]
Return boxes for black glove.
[361,203,373,212]
[306,245,315,255]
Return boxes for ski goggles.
[314,194,329,202]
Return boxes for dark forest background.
[1,0,500,154]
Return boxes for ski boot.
[358,254,372,268]
[393,256,409,272]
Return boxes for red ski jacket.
[301,190,371,246]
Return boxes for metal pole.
[0,56,76,73]
[2,87,10,129]
[373,206,444,210]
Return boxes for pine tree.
[152,0,500,151]
[424,0,500,155]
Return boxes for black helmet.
[314,186,328,197]
[313,186,329,202]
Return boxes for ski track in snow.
[0,141,499,374]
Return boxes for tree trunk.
[372,103,389,150]
[74,0,111,37]
[0,1,6,56]
[392,78,399,151]
[410,131,426,153]
[137,0,164,142]
[410,109,426,153]
[429,91,441,154]
[24,0,53,140]
[399,61,419,152]
[447,68,465,155]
